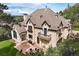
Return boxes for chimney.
[23,13,28,21]
[55,12,59,18]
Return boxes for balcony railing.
[38,32,51,41]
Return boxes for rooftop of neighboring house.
[13,8,71,34]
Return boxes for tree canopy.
[0,3,8,13]
[59,3,79,30]
[0,3,14,24]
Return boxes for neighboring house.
[11,8,71,49]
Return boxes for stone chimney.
[55,13,59,18]
[23,13,28,21]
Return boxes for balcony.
[38,32,51,41]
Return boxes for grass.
[0,40,13,49]
[0,39,23,56]
[72,22,79,31]
[73,27,79,31]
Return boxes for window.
[21,35,26,41]
[29,34,32,39]
[40,15,43,18]
[44,28,47,36]
[58,33,62,37]
[60,21,63,27]
[58,29,62,37]
[13,31,17,39]
[37,37,39,44]
[28,26,32,33]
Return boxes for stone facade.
[11,8,71,49]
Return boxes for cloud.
[18,9,31,14]
[3,3,34,15]
[4,3,75,16]
[3,8,33,16]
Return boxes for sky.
[3,3,75,16]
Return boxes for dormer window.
[40,15,43,18]
[28,26,33,33]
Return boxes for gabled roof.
[58,16,71,27]
[30,8,60,30]
[21,8,71,30]
[41,21,51,27]
[13,24,26,34]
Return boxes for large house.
[11,8,71,50]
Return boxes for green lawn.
[0,40,13,49]
[0,40,23,56]
[73,27,79,31]
[72,22,79,31]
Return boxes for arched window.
[13,31,17,39]
[28,26,32,33]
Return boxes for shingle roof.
[13,24,26,34]
[20,8,71,30]
[30,8,60,30]
[58,16,71,27]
